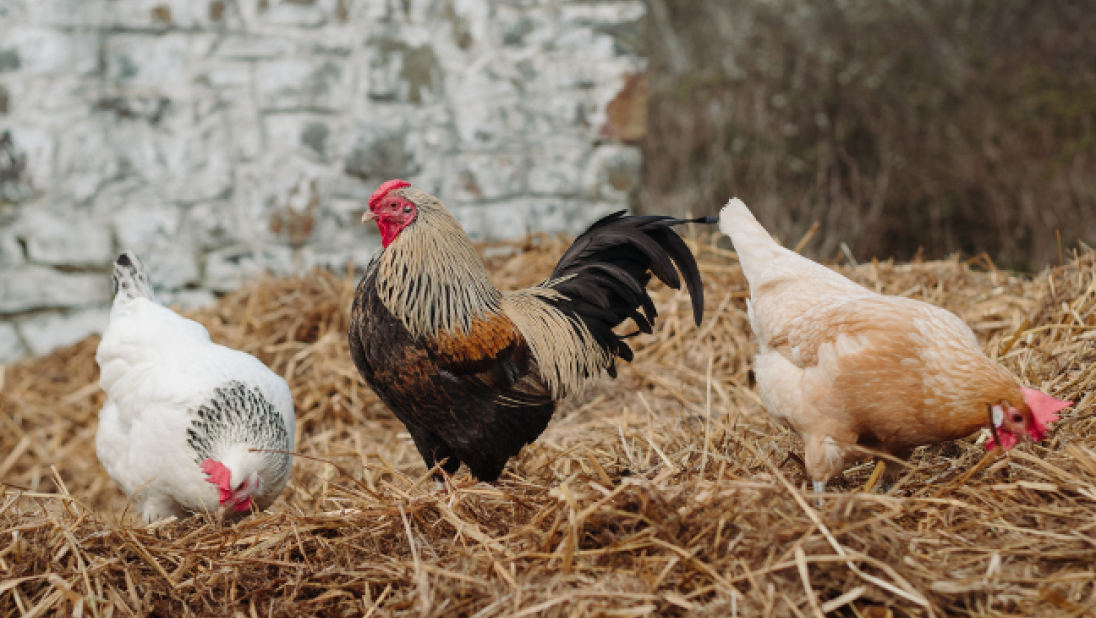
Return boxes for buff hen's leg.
[803,434,855,494]
[754,350,856,496]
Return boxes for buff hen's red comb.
[369,180,411,211]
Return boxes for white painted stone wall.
[0,0,646,361]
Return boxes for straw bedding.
[2,231,1094,618]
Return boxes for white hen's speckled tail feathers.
[111,250,159,305]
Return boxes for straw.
[1,232,1093,617]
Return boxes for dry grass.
[644,0,1096,271]
[2,231,1095,617]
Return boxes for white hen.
[96,251,295,522]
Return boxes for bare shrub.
[644,0,1096,269]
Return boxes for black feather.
[539,211,708,374]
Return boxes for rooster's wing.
[350,274,556,482]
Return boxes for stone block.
[19,210,113,266]
[451,98,526,150]
[201,61,251,88]
[528,150,585,197]
[222,90,263,160]
[160,288,217,310]
[105,34,193,100]
[0,27,98,75]
[0,265,109,313]
[302,195,379,252]
[343,123,420,181]
[261,2,327,28]
[561,2,646,28]
[306,243,381,276]
[188,201,237,250]
[114,204,184,249]
[1,126,51,203]
[204,244,296,293]
[264,114,334,161]
[102,102,234,203]
[583,144,642,201]
[214,36,294,60]
[364,38,442,104]
[0,228,24,265]
[442,153,526,204]
[113,205,199,291]
[236,160,328,247]
[53,120,115,203]
[0,321,27,363]
[255,58,351,112]
[17,307,109,356]
[24,0,109,28]
[1,75,99,117]
[107,0,235,30]
[453,197,624,242]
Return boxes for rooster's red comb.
[369,179,411,211]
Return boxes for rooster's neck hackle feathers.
[375,187,502,339]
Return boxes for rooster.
[718,198,1071,493]
[349,180,710,482]
[96,251,295,522]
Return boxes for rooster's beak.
[361,210,376,224]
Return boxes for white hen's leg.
[139,495,186,524]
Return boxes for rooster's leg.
[405,423,462,480]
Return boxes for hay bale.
[1,233,1093,617]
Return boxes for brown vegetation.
[2,231,1095,617]
[644,0,1096,270]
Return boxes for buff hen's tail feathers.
[717,198,787,286]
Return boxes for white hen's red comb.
[200,459,233,502]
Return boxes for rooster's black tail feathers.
[543,212,710,374]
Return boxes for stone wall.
[0,0,647,361]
